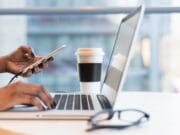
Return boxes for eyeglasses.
[86,108,150,131]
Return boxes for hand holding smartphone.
[22,45,66,74]
[22,44,66,74]
[8,44,67,84]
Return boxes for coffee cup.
[75,48,104,94]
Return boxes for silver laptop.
[0,5,144,120]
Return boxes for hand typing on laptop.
[0,45,54,111]
[0,81,54,111]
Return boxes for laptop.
[0,5,145,120]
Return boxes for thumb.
[24,53,34,60]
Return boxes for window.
[0,0,180,93]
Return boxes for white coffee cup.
[75,48,104,94]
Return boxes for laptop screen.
[102,6,144,105]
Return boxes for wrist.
[0,55,8,73]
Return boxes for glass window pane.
[1,0,180,93]
[27,15,120,92]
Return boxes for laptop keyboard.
[53,94,94,110]
[53,94,112,110]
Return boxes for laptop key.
[97,95,105,109]
[101,95,112,109]
[74,95,81,110]
[87,95,94,110]
[58,95,67,110]
[53,94,61,107]
[66,95,74,110]
[81,95,88,110]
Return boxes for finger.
[18,95,45,111]
[35,59,49,71]
[25,53,34,60]
[38,90,52,109]
[38,87,53,108]
[22,69,33,77]
[22,85,53,109]
[42,88,53,105]
[26,69,33,77]
[42,62,48,68]
[33,66,42,74]
[20,46,35,59]
[39,57,53,69]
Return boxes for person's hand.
[4,45,53,77]
[0,81,54,111]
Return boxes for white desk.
[0,92,180,135]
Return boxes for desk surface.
[0,92,180,135]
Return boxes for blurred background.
[0,0,180,93]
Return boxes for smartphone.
[22,44,67,74]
